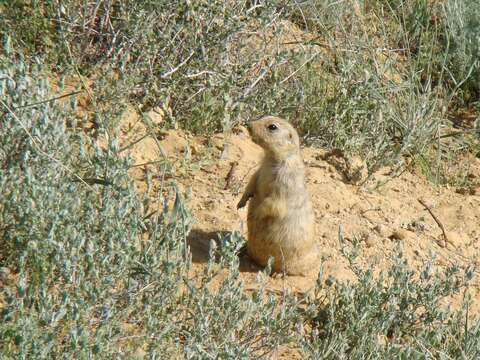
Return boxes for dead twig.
[418,199,449,245]
[160,51,194,79]
[13,90,83,110]
[224,161,239,190]
[280,50,320,84]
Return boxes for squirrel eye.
[267,124,278,131]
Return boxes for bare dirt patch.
[117,108,480,316]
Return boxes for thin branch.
[244,59,275,97]
[73,177,113,186]
[418,199,449,243]
[130,160,166,168]
[13,90,83,110]
[186,70,217,79]
[118,133,151,153]
[160,51,194,79]
[280,51,320,84]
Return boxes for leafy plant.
[0,48,296,358]
[302,243,478,359]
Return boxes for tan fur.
[237,116,318,275]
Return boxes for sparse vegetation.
[0,53,297,357]
[1,1,479,358]
[2,0,478,171]
[303,245,479,358]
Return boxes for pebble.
[373,224,389,238]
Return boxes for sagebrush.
[1,1,479,358]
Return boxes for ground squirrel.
[237,116,318,275]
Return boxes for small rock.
[346,156,369,184]
[373,224,389,237]
[364,235,376,248]
[146,107,164,125]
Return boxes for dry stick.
[418,199,449,244]
[224,161,239,190]
[130,160,165,168]
[14,90,83,110]
[136,106,168,160]
[280,50,320,84]
[160,51,194,79]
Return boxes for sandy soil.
[117,108,480,322]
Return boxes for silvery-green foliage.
[2,1,478,174]
[2,3,480,356]
[0,50,296,358]
[183,231,298,359]
[443,0,480,96]
[0,48,160,357]
[302,245,479,359]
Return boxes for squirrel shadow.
[187,228,262,274]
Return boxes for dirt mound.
[117,108,480,314]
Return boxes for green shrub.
[442,0,480,103]
[302,244,479,359]
[0,1,65,64]
[2,1,478,173]
[0,49,297,358]
[1,6,480,357]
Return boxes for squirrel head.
[249,116,300,160]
